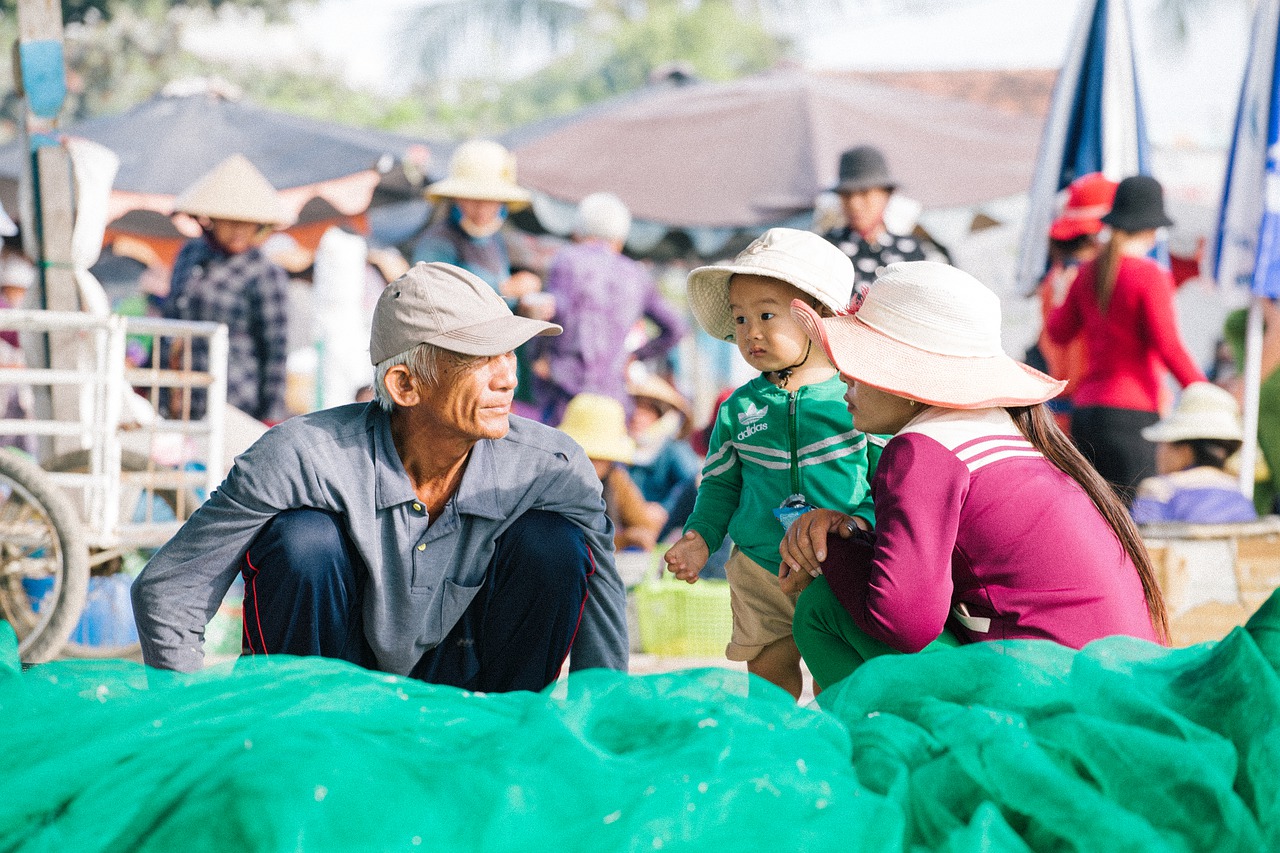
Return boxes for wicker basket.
[633,575,732,657]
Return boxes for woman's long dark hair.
[1008,403,1170,643]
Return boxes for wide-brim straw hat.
[1142,382,1244,443]
[172,154,291,226]
[1100,174,1174,232]
[792,261,1065,409]
[687,227,854,341]
[558,392,636,464]
[627,372,693,438]
[426,139,532,210]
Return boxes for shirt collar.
[372,406,417,510]
[452,438,506,520]
[372,405,506,519]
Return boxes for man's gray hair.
[373,342,477,410]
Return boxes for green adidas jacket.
[685,374,884,573]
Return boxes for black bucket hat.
[831,145,898,195]
[1100,175,1174,232]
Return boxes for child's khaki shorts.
[723,547,798,662]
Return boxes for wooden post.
[15,0,80,458]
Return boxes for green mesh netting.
[3,591,1280,852]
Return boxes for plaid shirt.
[163,237,289,423]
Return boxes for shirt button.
[413,503,422,512]
[416,544,426,551]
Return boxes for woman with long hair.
[1045,175,1206,503]
[778,262,1167,692]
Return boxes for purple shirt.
[841,407,1159,652]
[533,242,685,408]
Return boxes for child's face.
[841,376,918,435]
[728,274,815,375]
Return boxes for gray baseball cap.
[369,262,560,364]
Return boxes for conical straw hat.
[172,154,291,226]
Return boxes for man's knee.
[497,510,590,593]
[248,509,349,585]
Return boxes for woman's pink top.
[1045,255,1205,411]
[843,408,1159,653]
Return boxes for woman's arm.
[1140,265,1206,387]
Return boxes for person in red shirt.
[1033,172,1117,434]
[1045,175,1206,504]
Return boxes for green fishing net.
[3,591,1280,852]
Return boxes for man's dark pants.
[238,508,593,692]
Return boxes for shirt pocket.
[439,576,483,635]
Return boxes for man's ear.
[385,364,421,408]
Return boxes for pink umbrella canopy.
[509,70,1045,229]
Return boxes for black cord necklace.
[768,339,812,389]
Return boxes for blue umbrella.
[1016,0,1154,293]
[1209,0,1280,497]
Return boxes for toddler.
[664,228,883,699]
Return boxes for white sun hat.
[791,260,1064,409]
[1141,382,1244,443]
[426,139,532,210]
[686,227,854,341]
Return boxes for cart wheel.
[0,450,90,664]
[46,449,202,661]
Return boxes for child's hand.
[778,560,816,597]
[664,531,710,584]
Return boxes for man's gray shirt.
[132,403,628,675]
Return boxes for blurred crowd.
[1,135,1270,560]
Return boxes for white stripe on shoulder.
[965,449,1043,472]
[954,436,1035,463]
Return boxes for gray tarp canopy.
[0,89,438,231]
[0,91,427,193]
[507,70,1045,230]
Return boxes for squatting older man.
[133,262,627,691]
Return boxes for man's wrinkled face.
[423,351,518,442]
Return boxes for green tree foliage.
[409,0,788,138]
[0,0,291,26]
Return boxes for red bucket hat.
[1049,173,1118,241]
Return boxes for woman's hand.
[779,509,863,580]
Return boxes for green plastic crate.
[634,575,732,657]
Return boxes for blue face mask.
[450,203,507,231]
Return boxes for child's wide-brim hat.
[791,261,1065,409]
[1141,382,1244,443]
[687,227,854,341]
